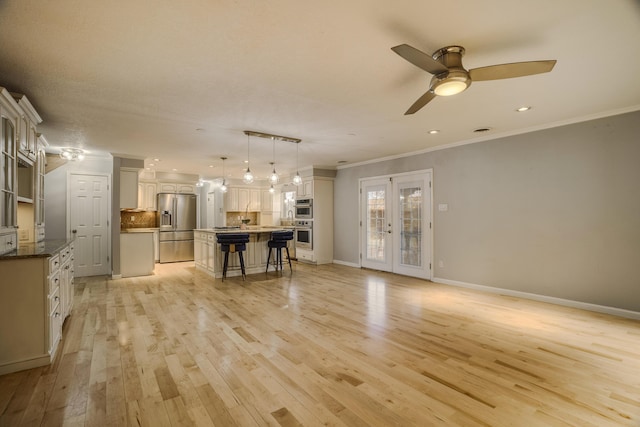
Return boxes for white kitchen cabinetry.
[297,179,313,198]
[138,180,157,211]
[194,231,215,274]
[120,232,154,277]
[12,93,41,164]
[120,168,139,209]
[0,87,20,254]
[158,182,195,194]
[224,187,261,212]
[224,187,239,211]
[261,190,273,211]
[34,135,47,241]
[299,176,334,265]
[153,229,159,262]
[0,240,75,374]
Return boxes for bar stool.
[216,233,250,281]
[266,230,294,273]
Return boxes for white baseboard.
[432,277,640,320]
[111,274,122,280]
[332,259,360,268]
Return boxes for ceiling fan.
[391,44,557,115]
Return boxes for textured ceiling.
[0,0,639,182]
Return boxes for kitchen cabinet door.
[224,187,239,211]
[261,190,273,211]
[138,181,157,211]
[120,169,138,208]
[238,188,250,211]
[250,189,261,211]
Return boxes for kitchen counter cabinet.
[120,231,155,277]
[0,239,74,374]
[194,228,293,279]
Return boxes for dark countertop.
[0,239,74,261]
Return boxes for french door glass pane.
[399,186,422,267]
[366,189,386,261]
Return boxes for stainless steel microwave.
[294,198,313,219]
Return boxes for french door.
[361,171,432,279]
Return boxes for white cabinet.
[194,231,215,274]
[12,93,41,164]
[120,168,139,209]
[225,187,262,212]
[34,135,47,240]
[224,187,239,211]
[0,240,74,375]
[59,241,75,318]
[0,87,20,253]
[250,189,261,211]
[261,190,274,212]
[297,179,313,198]
[158,182,195,194]
[238,188,249,211]
[153,229,159,262]
[137,180,157,211]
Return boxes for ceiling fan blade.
[469,60,556,81]
[391,44,449,75]
[405,90,437,115]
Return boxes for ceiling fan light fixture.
[431,71,470,97]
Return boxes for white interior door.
[361,178,393,272]
[360,171,432,280]
[69,173,110,277]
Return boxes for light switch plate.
[438,203,448,212]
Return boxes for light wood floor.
[1,262,639,426]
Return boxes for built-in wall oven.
[294,198,313,219]
[294,220,313,250]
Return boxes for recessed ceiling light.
[153,158,160,162]
[172,168,178,171]
[428,129,440,134]
[516,106,531,112]
[149,163,155,167]
[337,160,348,164]
[208,165,214,168]
[196,128,205,132]
[473,127,492,133]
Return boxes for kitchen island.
[194,227,294,279]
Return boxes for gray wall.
[334,111,640,312]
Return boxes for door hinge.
[389,177,392,182]
[360,220,362,226]
[429,222,432,229]
[107,256,110,262]
[429,181,431,188]
[359,253,362,259]
[429,263,431,269]
[359,188,362,194]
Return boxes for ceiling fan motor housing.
[430,46,471,96]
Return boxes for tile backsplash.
[120,211,157,229]
[225,212,258,226]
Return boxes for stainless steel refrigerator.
[157,193,197,263]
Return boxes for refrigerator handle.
[173,197,178,230]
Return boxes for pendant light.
[243,134,254,184]
[269,184,275,194]
[268,138,279,185]
[220,157,228,193]
[293,141,302,186]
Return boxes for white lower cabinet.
[0,240,75,375]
